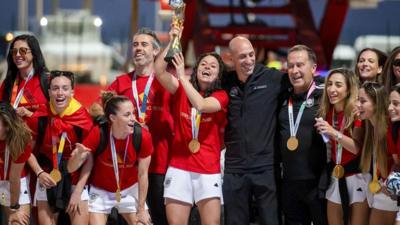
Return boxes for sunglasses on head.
[10,47,31,57]
[393,59,400,67]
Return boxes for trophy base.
[164,48,181,63]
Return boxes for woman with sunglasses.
[68,92,153,225]
[0,34,49,119]
[355,48,387,84]
[315,68,368,225]
[383,47,400,93]
[0,101,32,225]
[356,82,398,225]
[154,27,228,225]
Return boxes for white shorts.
[0,177,31,206]
[367,179,399,211]
[326,173,371,205]
[89,183,147,214]
[163,167,223,205]
[34,180,89,206]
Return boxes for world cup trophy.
[164,0,186,63]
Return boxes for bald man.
[222,36,290,225]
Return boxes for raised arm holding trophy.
[164,0,186,62]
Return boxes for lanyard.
[372,146,378,182]
[191,107,201,140]
[333,112,345,165]
[3,146,9,180]
[131,72,154,123]
[288,82,316,137]
[13,69,34,109]
[52,132,67,170]
[110,131,129,192]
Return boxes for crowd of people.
[1,24,400,225]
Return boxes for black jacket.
[223,64,290,173]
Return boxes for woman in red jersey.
[0,34,49,118]
[69,92,153,225]
[356,82,398,225]
[0,101,32,225]
[154,27,228,225]
[315,68,368,225]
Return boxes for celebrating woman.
[154,26,228,225]
[0,34,49,118]
[68,92,153,225]
[356,82,398,225]
[315,68,368,225]
[0,101,32,225]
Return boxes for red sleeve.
[210,90,229,112]
[14,143,32,164]
[82,126,101,153]
[138,128,153,159]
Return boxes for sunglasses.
[10,47,31,57]
[393,59,400,67]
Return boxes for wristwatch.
[335,131,343,141]
[10,203,20,211]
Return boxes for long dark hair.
[189,52,225,97]
[383,47,400,92]
[2,34,49,101]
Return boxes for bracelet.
[37,170,45,177]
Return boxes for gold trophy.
[164,0,186,63]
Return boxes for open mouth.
[201,71,211,77]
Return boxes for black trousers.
[223,169,279,225]
[147,173,168,225]
[281,179,328,225]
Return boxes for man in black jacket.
[277,45,328,225]
[222,36,289,225]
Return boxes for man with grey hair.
[222,36,290,225]
[90,27,173,225]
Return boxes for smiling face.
[49,76,74,114]
[287,50,316,94]
[196,55,220,90]
[392,53,400,82]
[11,40,33,74]
[230,37,256,81]
[110,101,135,136]
[327,73,348,111]
[357,50,382,82]
[356,88,375,120]
[388,90,400,122]
[131,34,159,68]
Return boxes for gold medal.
[369,180,381,194]
[50,169,62,183]
[332,165,345,178]
[287,136,298,151]
[115,188,121,202]
[188,139,200,154]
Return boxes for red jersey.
[84,126,153,192]
[169,84,228,174]
[0,140,32,180]
[327,111,358,165]
[0,74,48,117]
[29,98,93,184]
[107,72,173,174]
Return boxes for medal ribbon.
[288,82,316,137]
[110,131,129,194]
[191,107,201,140]
[131,72,155,123]
[3,146,9,180]
[12,69,35,109]
[52,132,67,170]
[333,112,345,165]
[372,147,378,183]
